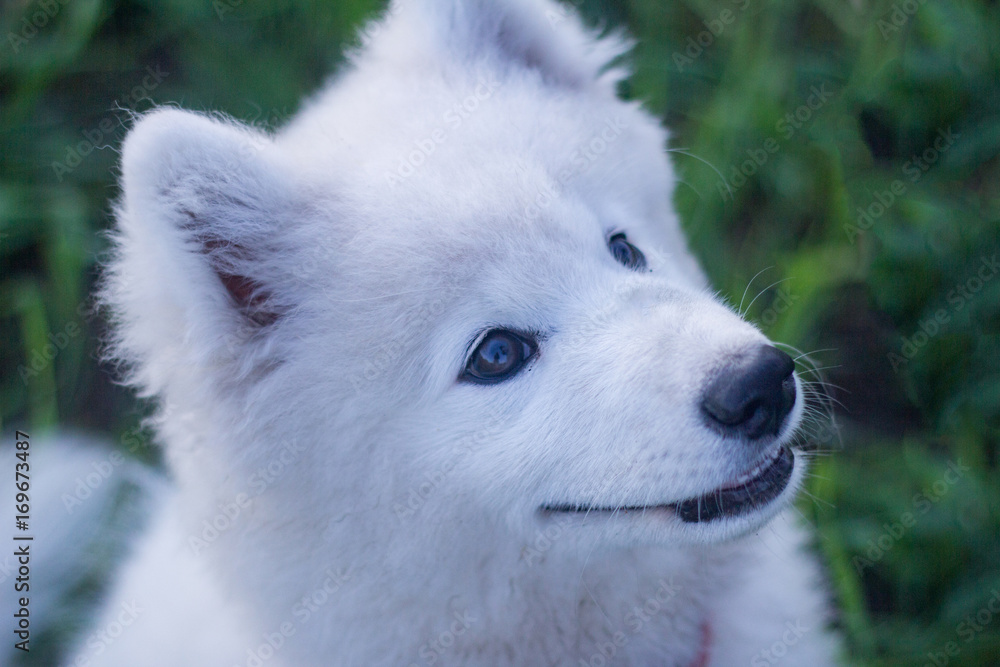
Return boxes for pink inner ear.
[196,230,278,326]
[218,272,278,326]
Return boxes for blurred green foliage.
[1,0,998,664]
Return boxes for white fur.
[74,1,841,665]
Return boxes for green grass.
[1,0,998,664]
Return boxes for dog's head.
[106,0,814,572]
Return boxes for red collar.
[689,619,712,667]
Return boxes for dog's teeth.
[733,447,782,485]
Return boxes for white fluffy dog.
[75,0,841,664]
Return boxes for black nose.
[702,346,796,440]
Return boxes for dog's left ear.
[104,108,311,390]
[116,108,301,325]
[385,0,630,90]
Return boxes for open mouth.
[542,445,795,524]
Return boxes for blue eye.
[608,232,647,271]
[463,330,537,384]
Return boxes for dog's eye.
[463,330,537,384]
[608,232,647,271]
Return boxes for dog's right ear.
[382,0,631,92]
[105,109,303,385]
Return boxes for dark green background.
[1,0,998,664]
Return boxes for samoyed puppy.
[73,0,841,665]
